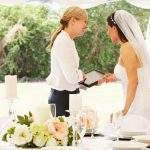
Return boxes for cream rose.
[11,125,32,146]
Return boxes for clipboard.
[81,70,104,87]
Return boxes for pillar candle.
[69,94,82,112]
[34,104,50,124]
[5,75,17,99]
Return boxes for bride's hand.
[109,110,124,123]
[115,110,123,118]
[105,73,119,83]
[122,109,128,116]
[97,77,107,85]
[97,73,119,85]
[97,73,110,85]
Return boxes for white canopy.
[126,0,150,9]
[52,0,113,9]
[0,0,150,9]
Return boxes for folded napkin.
[102,114,150,139]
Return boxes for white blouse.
[46,30,83,91]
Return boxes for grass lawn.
[0,82,123,128]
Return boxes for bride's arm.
[120,46,139,115]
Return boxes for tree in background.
[0,0,149,81]
[0,5,58,80]
[77,0,150,73]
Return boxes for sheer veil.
[114,10,150,85]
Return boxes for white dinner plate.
[119,129,146,137]
[110,141,148,150]
[133,135,150,144]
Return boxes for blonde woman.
[46,7,88,117]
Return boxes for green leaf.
[67,126,73,146]
[17,115,24,122]
[58,116,64,122]
[24,115,28,122]
[29,111,32,117]
[2,133,8,142]
[67,126,80,146]
[7,127,15,134]
[17,115,29,126]
[16,112,34,126]
[68,126,73,133]
[76,132,80,141]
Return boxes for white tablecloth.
[0,137,111,150]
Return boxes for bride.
[98,10,150,130]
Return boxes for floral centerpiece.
[2,112,79,148]
[82,108,99,129]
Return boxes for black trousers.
[48,88,80,117]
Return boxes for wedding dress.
[114,61,150,130]
[102,10,150,134]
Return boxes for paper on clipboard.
[81,70,104,87]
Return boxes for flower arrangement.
[82,108,99,129]
[2,112,79,148]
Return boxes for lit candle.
[69,94,82,112]
[34,104,50,124]
[5,75,17,99]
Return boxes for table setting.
[0,81,100,150]
[1,114,150,150]
[1,75,150,150]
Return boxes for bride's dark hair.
[107,12,128,43]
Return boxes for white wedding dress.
[113,63,150,130]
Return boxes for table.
[0,116,110,150]
[0,137,111,150]
[0,117,150,150]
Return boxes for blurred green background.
[0,0,149,81]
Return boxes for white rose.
[46,137,57,146]
[12,125,32,146]
[61,137,68,146]
[33,134,47,147]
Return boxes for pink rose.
[44,119,68,140]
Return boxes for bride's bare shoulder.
[120,42,135,55]
[120,42,142,67]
